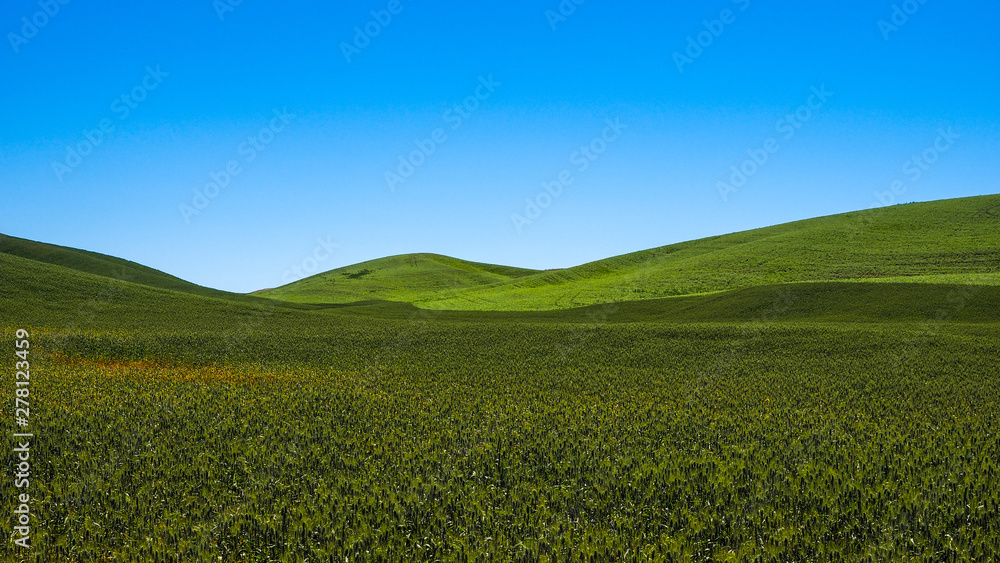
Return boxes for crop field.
[2,196,999,561]
[8,0,1000,558]
[3,318,999,561]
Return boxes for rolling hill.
[4,242,999,335]
[0,233,266,304]
[259,253,540,304]
[263,195,1000,310]
[3,195,998,318]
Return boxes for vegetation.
[261,253,539,305]
[0,234,260,303]
[264,195,1000,310]
[1,195,998,560]
[4,321,999,561]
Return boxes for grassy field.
[264,195,1000,310]
[259,253,539,305]
[4,320,999,560]
[1,195,999,560]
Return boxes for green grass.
[6,195,999,313]
[261,195,1000,310]
[5,244,999,331]
[0,233,265,304]
[5,320,999,560]
[259,252,539,304]
[2,194,999,560]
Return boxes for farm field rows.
[2,195,998,561]
[2,319,998,561]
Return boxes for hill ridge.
[264,194,1000,310]
[4,194,998,312]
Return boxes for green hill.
[264,195,997,311]
[0,249,328,335]
[259,253,540,304]
[4,195,998,317]
[0,233,262,303]
[4,246,999,335]
[4,199,997,561]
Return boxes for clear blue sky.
[2,1,998,292]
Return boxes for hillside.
[4,195,998,315]
[0,233,262,303]
[5,246,1000,336]
[8,241,998,560]
[408,195,1000,310]
[259,253,540,304]
[0,249,336,336]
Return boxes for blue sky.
[2,1,998,292]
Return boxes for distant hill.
[262,195,1000,310]
[3,247,998,333]
[410,195,1000,310]
[3,195,998,315]
[259,253,540,304]
[0,233,263,303]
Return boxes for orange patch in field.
[46,353,268,383]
